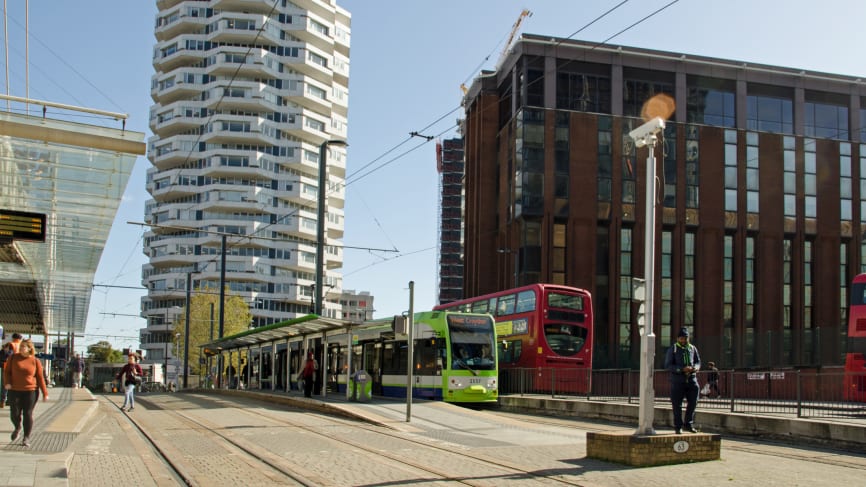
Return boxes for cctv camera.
[628,117,666,148]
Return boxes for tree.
[173,288,252,376]
[87,341,123,363]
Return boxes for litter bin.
[351,370,371,402]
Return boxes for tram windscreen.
[447,314,496,371]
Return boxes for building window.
[840,242,849,363]
[623,78,673,118]
[663,123,677,208]
[555,66,611,113]
[804,99,849,140]
[622,120,638,204]
[661,230,673,346]
[745,236,756,366]
[552,223,566,284]
[803,240,814,364]
[618,227,633,366]
[841,143,852,221]
[595,225,610,367]
[515,109,545,217]
[724,129,738,212]
[746,132,759,213]
[860,104,866,142]
[598,116,612,203]
[723,234,734,366]
[686,77,735,128]
[684,231,695,332]
[804,139,817,218]
[685,126,699,209]
[554,112,569,217]
[783,136,796,217]
[746,91,793,134]
[783,238,793,361]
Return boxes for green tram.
[332,311,498,403]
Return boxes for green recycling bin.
[351,370,371,402]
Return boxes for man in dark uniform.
[664,328,701,434]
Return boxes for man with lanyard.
[664,328,702,434]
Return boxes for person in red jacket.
[3,338,49,448]
[299,352,317,398]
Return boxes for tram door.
[289,344,302,391]
[275,344,287,391]
[363,342,383,396]
[261,345,273,390]
[326,343,342,393]
[307,338,325,395]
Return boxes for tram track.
[113,397,311,486]
[128,393,587,486]
[227,401,588,486]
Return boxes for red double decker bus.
[434,283,593,394]
[846,274,866,402]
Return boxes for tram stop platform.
[1,386,865,486]
[0,387,96,486]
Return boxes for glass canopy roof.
[0,111,145,337]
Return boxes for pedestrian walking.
[0,341,16,408]
[115,353,143,412]
[663,328,702,434]
[3,338,49,447]
[299,352,317,398]
[703,361,720,398]
[71,353,85,389]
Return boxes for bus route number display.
[0,210,46,242]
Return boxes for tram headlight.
[450,377,463,388]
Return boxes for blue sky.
[4,1,864,352]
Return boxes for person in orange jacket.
[3,338,49,447]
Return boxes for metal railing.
[499,367,866,419]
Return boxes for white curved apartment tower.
[142,0,350,361]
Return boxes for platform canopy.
[201,315,356,353]
[0,110,145,336]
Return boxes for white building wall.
[141,1,350,359]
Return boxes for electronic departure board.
[0,209,46,242]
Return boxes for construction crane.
[461,9,532,95]
[497,8,532,68]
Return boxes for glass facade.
[0,111,144,335]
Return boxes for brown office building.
[462,34,866,369]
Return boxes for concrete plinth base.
[587,430,721,467]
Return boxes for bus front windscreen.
[543,323,588,357]
[448,314,496,371]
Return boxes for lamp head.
[628,116,666,148]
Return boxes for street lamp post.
[183,271,192,389]
[162,310,172,387]
[628,116,666,436]
[175,332,181,386]
[315,139,347,316]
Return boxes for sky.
[3,0,865,353]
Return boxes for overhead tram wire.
[4,12,121,112]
